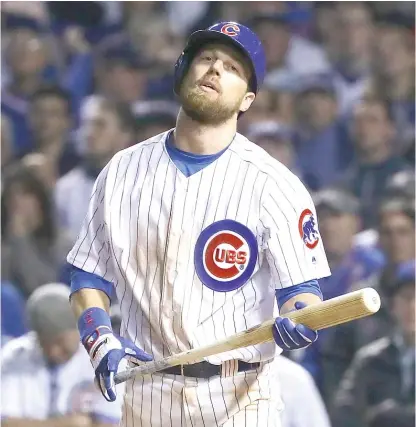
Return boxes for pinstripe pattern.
[67,131,329,426]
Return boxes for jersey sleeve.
[260,176,331,289]
[66,164,113,281]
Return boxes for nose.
[209,59,223,76]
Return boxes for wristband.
[78,307,112,344]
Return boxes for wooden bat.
[114,287,381,385]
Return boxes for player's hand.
[83,327,153,402]
[272,302,318,351]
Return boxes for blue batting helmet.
[174,22,266,96]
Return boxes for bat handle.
[115,369,131,385]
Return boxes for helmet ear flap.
[174,51,191,96]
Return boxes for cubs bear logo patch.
[299,209,320,249]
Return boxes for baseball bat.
[114,287,381,385]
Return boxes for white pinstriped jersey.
[67,130,330,365]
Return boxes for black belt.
[159,360,260,378]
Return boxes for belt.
[159,360,260,378]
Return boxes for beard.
[179,80,245,125]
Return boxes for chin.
[180,88,240,125]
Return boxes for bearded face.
[178,43,255,125]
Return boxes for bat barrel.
[286,287,381,331]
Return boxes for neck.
[358,143,392,165]
[173,109,237,155]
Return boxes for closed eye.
[228,63,241,75]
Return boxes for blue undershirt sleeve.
[275,280,322,309]
[69,265,115,302]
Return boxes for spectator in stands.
[249,14,331,81]
[1,283,122,426]
[24,85,80,179]
[247,121,299,173]
[313,3,342,64]
[370,17,415,152]
[1,165,72,298]
[55,97,136,242]
[94,47,154,105]
[354,170,415,249]
[378,198,415,270]
[274,355,332,427]
[341,95,410,228]
[332,2,375,113]
[1,25,48,155]
[294,75,352,191]
[133,100,178,141]
[331,260,415,427]
[319,197,415,404]
[1,23,93,156]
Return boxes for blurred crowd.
[1,2,415,427]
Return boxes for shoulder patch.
[298,209,320,249]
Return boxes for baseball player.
[67,22,331,427]
[1,283,122,427]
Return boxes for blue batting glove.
[272,302,318,351]
[83,327,152,402]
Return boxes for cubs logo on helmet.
[194,220,258,292]
[220,23,240,37]
[299,209,320,249]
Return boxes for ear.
[240,92,256,113]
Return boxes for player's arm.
[278,282,323,315]
[272,280,323,351]
[260,175,330,351]
[66,162,152,403]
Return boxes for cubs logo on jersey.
[298,209,320,249]
[194,219,258,292]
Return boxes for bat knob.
[362,288,381,313]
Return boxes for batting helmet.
[174,22,266,96]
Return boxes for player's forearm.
[279,292,322,315]
[70,288,110,318]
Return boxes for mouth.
[199,81,219,93]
